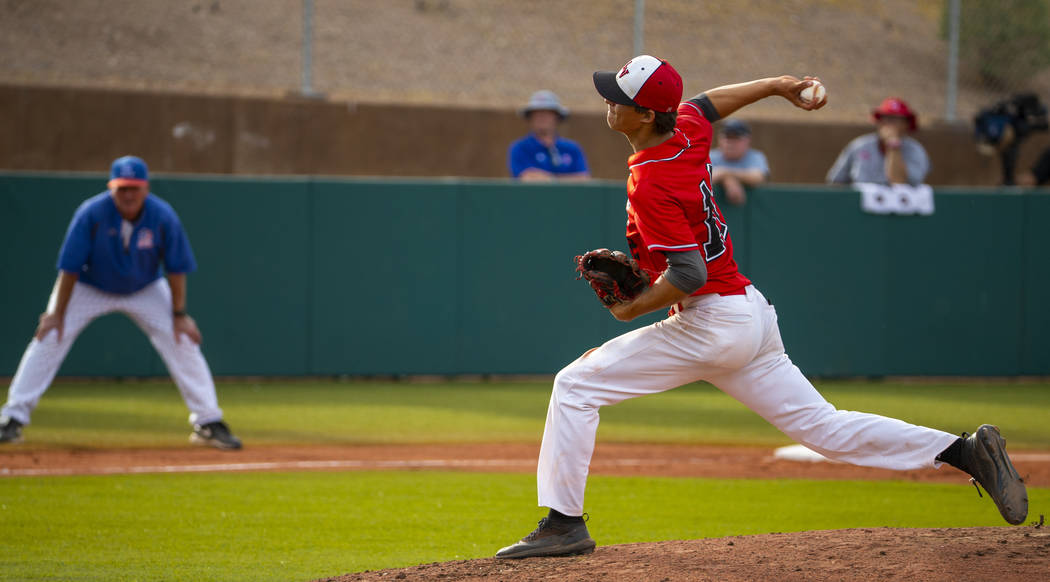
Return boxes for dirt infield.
[3,443,1047,581]
[320,527,1049,582]
[2,442,1049,485]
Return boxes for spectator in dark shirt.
[1017,146,1050,187]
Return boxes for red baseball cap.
[593,55,683,113]
[872,97,918,131]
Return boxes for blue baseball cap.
[108,155,149,188]
[719,119,752,137]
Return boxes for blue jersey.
[56,192,197,294]
[508,134,589,178]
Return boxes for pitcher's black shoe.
[959,424,1027,525]
[496,515,596,559]
[0,416,23,444]
[190,421,242,450]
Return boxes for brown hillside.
[3,0,1048,124]
[5,1,1050,183]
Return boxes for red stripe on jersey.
[679,101,704,117]
[623,102,751,296]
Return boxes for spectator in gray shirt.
[827,97,929,186]
[710,119,769,206]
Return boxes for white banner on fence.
[856,183,935,216]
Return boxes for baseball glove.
[575,248,651,307]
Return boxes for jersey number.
[699,164,728,260]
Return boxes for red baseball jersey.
[624,100,751,295]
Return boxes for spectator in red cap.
[827,97,929,185]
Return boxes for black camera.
[974,93,1049,185]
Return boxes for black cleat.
[496,515,596,559]
[0,416,23,444]
[959,424,1027,525]
[190,420,242,450]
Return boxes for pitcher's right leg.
[536,321,705,516]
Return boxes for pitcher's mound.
[320,526,1048,582]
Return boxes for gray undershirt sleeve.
[663,250,708,294]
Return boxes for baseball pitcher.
[495,56,1027,559]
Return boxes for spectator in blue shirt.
[508,90,591,181]
[710,119,770,206]
[0,156,242,450]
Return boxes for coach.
[0,156,241,450]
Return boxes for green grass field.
[15,378,1050,448]
[2,378,1048,581]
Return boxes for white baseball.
[800,82,826,104]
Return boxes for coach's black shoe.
[959,425,1027,525]
[496,514,596,559]
[0,416,23,444]
[190,421,242,450]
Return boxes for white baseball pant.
[537,285,959,516]
[2,278,223,426]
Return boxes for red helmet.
[872,97,918,131]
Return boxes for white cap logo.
[615,55,663,101]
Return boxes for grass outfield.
[12,378,1050,448]
[4,472,1048,582]
[2,378,1048,581]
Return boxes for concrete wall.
[4,83,1049,185]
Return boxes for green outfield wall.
[1,173,1047,378]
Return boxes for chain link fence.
[2,0,1048,128]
